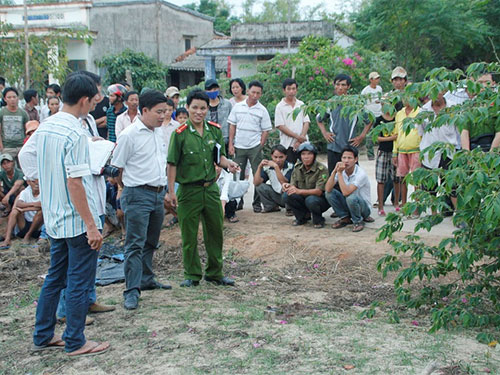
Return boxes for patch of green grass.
[7,283,40,310]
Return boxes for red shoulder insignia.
[176,124,188,134]
[207,121,221,129]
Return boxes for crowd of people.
[0,64,498,357]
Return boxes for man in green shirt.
[282,142,330,228]
[0,153,25,214]
[168,89,240,287]
[0,87,29,159]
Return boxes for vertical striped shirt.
[106,105,126,143]
[36,111,102,239]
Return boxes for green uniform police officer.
[167,89,240,287]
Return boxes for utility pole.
[23,0,30,89]
[287,0,291,53]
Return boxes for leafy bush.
[96,49,168,92]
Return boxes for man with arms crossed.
[32,74,109,357]
[168,89,240,287]
[112,90,172,310]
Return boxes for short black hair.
[271,144,287,155]
[23,89,38,103]
[229,78,246,95]
[176,107,188,116]
[125,90,138,101]
[47,83,61,95]
[248,80,263,91]
[282,78,298,90]
[341,145,358,158]
[166,98,175,107]
[62,74,98,106]
[0,77,5,86]
[186,88,209,106]
[68,70,101,85]
[119,81,131,89]
[3,87,18,97]
[139,89,168,112]
[334,73,352,86]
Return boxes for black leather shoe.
[124,294,138,310]
[180,279,200,287]
[204,276,235,286]
[141,281,172,290]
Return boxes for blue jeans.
[33,233,99,352]
[121,186,165,298]
[282,192,330,225]
[56,216,104,319]
[326,189,371,225]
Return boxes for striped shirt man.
[106,105,126,142]
[36,111,101,239]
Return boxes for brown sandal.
[67,340,110,357]
[331,218,352,229]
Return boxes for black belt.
[185,179,215,187]
[138,185,165,193]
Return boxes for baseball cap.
[391,66,407,80]
[369,72,380,80]
[165,86,180,98]
[0,153,14,163]
[25,120,39,135]
[204,79,219,90]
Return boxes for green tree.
[351,0,496,80]
[0,21,93,91]
[184,0,240,35]
[96,49,169,92]
[241,0,325,22]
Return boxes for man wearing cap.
[0,87,29,159]
[24,121,39,143]
[361,72,383,160]
[165,86,181,120]
[282,142,330,228]
[0,153,25,215]
[106,84,127,142]
[23,89,40,122]
[0,177,42,249]
[205,79,232,148]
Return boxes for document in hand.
[88,139,116,175]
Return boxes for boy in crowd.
[0,87,29,158]
[165,86,181,120]
[0,153,25,215]
[282,142,330,228]
[275,78,310,163]
[115,90,140,138]
[360,72,383,160]
[326,146,374,232]
[175,107,188,125]
[254,144,294,213]
[106,84,127,142]
[39,84,62,122]
[23,89,40,122]
[0,177,42,249]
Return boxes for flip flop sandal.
[32,336,65,352]
[0,245,10,250]
[331,219,352,229]
[228,216,239,223]
[352,223,365,232]
[67,341,110,357]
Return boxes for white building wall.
[231,56,258,78]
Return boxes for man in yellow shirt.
[392,103,421,211]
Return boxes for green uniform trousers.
[177,182,224,281]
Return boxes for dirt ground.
[0,208,499,375]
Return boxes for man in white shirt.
[111,90,171,310]
[275,78,310,163]
[115,91,139,138]
[228,80,272,212]
[361,72,383,160]
[0,178,42,248]
[326,146,373,232]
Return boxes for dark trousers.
[286,147,299,164]
[33,233,98,352]
[327,150,342,176]
[234,145,263,209]
[283,192,330,225]
[121,186,165,298]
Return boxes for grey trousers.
[256,183,284,210]
[234,145,263,208]
[121,186,165,298]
